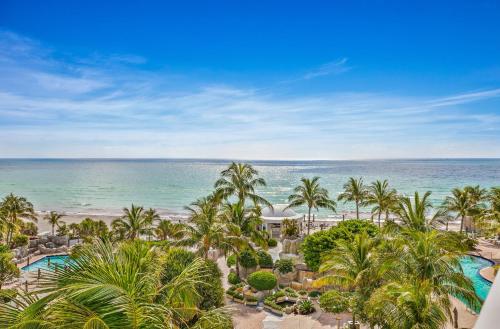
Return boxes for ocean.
[0,158,499,217]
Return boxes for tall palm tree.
[287,177,336,235]
[396,191,442,232]
[0,239,231,328]
[366,180,397,228]
[43,211,65,236]
[214,162,271,207]
[442,188,470,234]
[0,193,37,245]
[155,219,185,241]
[179,196,225,259]
[314,232,381,326]
[338,177,368,220]
[222,202,267,247]
[111,204,151,240]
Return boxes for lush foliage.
[0,240,231,328]
[338,177,368,220]
[228,272,241,285]
[275,259,294,274]
[239,249,257,268]
[301,219,378,271]
[256,250,273,268]
[111,204,155,240]
[11,234,28,248]
[319,290,350,313]
[297,299,315,314]
[281,218,300,238]
[247,271,277,291]
[0,193,37,245]
[161,247,224,310]
[0,252,20,289]
[43,211,65,236]
[267,238,278,247]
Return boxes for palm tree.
[369,230,480,328]
[287,177,336,235]
[0,193,37,245]
[0,239,231,328]
[366,180,397,228]
[155,219,185,241]
[144,208,160,240]
[338,177,368,220]
[222,202,267,247]
[111,204,151,240]
[214,162,271,207]
[396,191,443,232]
[314,232,381,326]
[442,188,470,234]
[179,196,225,259]
[366,280,448,329]
[43,211,65,236]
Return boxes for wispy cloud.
[303,58,351,79]
[0,30,499,159]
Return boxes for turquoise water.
[21,255,70,272]
[0,159,499,215]
[460,256,493,303]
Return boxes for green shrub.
[239,249,257,268]
[247,271,277,291]
[0,288,17,303]
[161,248,224,310]
[298,289,307,296]
[257,250,273,268]
[228,272,241,285]
[301,219,378,271]
[0,252,20,289]
[268,238,278,247]
[11,234,28,248]
[275,259,294,274]
[226,254,236,267]
[297,299,315,314]
[281,218,300,238]
[246,295,258,302]
[319,290,350,314]
[308,290,321,298]
[0,244,9,254]
[233,293,244,300]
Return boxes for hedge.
[257,250,273,268]
[275,259,294,274]
[247,271,277,291]
[239,249,257,268]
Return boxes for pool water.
[21,255,71,272]
[459,256,493,310]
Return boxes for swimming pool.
[21,255,71,272]
[459,255,493,310]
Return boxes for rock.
[290,281,303,291]
[302,278,314,290]
[45,242,55,249]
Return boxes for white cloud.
[0,30,499,159]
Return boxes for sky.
[0,0,499,160]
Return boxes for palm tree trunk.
[52,224,55,236]
[307,207,311,235]
[355,200,359,220]
[460,215,464,234]
[377,211,381,228]
[236,257,240,278]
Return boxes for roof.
[261,204,302,222]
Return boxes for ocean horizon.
[0,158,499,217]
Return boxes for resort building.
[261,204,303,238]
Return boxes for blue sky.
[0,0,499,159]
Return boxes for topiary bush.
[247,271,277,291]
[161,247,224,310]
[257,250,273,268]
[275,259,294,274]
[228,272,241,285]
[226,254,236,267]
[239,249,257,268]
[268,238,278,248]
[308,290,321,298]
[319,290,350,314]
[301,219,378,271]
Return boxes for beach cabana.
[261,204,303,238]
